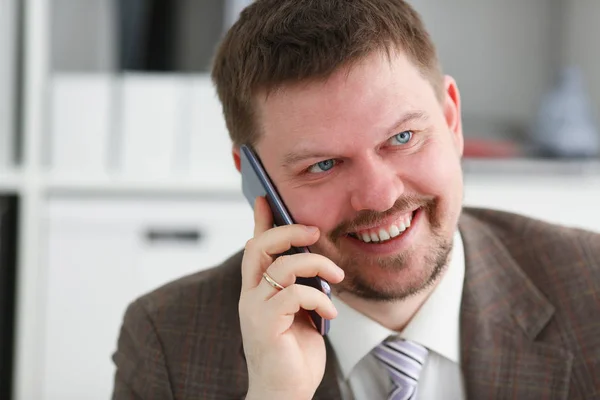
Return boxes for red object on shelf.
[463,138,522,158]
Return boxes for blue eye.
[392,131,413,145]
[308,159,336,173]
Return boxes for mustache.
[329,195,435,240]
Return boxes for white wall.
[410,0,600,136]
[51,0,116,72]
[564,0,600,122]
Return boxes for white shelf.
[44,174,242,197]
[463,158,600,180]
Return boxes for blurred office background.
[1,1,600,399]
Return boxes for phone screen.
[240,145,331,335]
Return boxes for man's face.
[251,51,464,301]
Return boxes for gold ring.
[262,272,285,291]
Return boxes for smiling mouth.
[346,209,418,243]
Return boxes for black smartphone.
[240,144,331,335]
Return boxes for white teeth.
[353,211,416,243]
[389,225,401,238]
[378,229,390,241]
[406,212,414,227]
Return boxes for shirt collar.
[328,231,465,379]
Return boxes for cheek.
[280,186,347,232]
[403,137,463,204]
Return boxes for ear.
[232,146,241,172]
[443,75,464,157]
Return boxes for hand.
[240,196,345,400]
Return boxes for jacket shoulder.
[461,207,600,320]
[114,250,248,398]
[462,207,600,251]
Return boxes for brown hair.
[211,0,443,147]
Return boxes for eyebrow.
[388,111,428,132]
[281,110,428,168]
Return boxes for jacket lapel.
[459,211,573,400]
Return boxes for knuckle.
[279,286,300,311]
[288,283,302,297]
[280,253,293,263]
[272,254,292,270]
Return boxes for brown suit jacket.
[112,208,600,399]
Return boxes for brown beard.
[324,195,454,302]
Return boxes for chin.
[332,237,453,302]
[315,197,458,301]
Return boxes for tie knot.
[372,338,428,400]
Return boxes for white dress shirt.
[327,231,466,400]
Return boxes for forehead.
[255,51,437,150]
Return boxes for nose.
[349,156,404,212]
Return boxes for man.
[112,1,600,399]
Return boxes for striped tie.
[372,338,429,400]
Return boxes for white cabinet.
[39,197,254,400]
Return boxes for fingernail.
[305,226,318,234]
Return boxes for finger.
[268,284,338,333]
[253,196,273,238]
[256,224,320,257]
[240,196,273,293]
[241,224,320,292]
[258,253,344,300]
